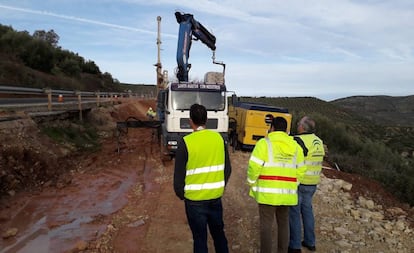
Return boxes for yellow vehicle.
[228,96,292,151]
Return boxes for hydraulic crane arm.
[175,12,217,82]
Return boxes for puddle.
[0,168,139,253]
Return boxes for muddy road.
[0,100,259,253]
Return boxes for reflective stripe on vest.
[186,164,225,176]
[252,186,297,195]
[305,170,321,176]
[185,181,225,191]
[250,155,298,169]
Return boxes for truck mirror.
[265,114,273,124]
[231,94,237,106]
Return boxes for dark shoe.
[288,248,302,253]
[302,241,316,251]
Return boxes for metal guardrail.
[0,85,155,121]
[0,85,128,97]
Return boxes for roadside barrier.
[0,85,156,121]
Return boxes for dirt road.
[0,100,260,253]
[1,99,412,253]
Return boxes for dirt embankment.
[0,99,413,253]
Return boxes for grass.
[41,122,101,152]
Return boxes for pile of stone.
[314,173,413,253]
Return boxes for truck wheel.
[232,134,239,152]
[160,137,171,162]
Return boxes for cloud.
[0,3,175,37]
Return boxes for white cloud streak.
[0,4,175,37]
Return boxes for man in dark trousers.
[174,103,232,253]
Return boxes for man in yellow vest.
[288,116,325,253]
[146,107,156,120]
[174,103,232,253]
[247,116,306,253]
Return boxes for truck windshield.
[172,91,225,111]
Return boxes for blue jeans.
[289,184,317,249]
[185,198,229,253]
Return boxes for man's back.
[247,130,305,206]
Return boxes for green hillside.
[332,95,414,127]
[0,24,154,93]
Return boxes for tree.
[20,39,55,72]
[82,60,101,74]
[33,29,59,47]
[59,58,81,77]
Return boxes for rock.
[334,226,350,236]
[231,244,241,251]
[335,239,353,248]
[2,227,18,239]
[127,219,145,227]
[75,240,88,251]
[395,220,406,231]
[387,207,407,216]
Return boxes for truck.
[228,94,292,151]
[157,12,228,159]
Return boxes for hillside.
[0,24,155,94]
[332,95,414,127]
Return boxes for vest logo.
[312,139,323,151]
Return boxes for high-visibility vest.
[183,129,226,201]
[247,131,306,206]
[295,133,325,185]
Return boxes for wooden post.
[96,91,100,107]
[76,91,83,121]
[45,88,52,111]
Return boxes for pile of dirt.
[0,112,71,196]
[0,98,155,197]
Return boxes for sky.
[0,0,413,101]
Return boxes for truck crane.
[157,12,228,159]
[175,11,217,82]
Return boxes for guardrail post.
[45,88,52,111]
[76,90,83,121]
[95,91,100,107]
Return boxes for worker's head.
[190,103,207,127]
[297,116,315,133]
[270,117,288,132]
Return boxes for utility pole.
[155,16,163,96]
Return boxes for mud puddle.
[0,167,139,253]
